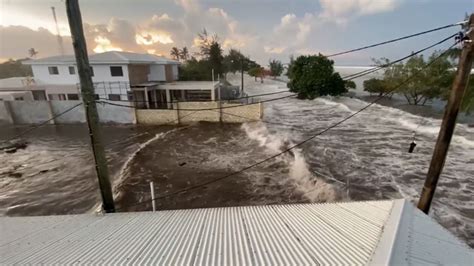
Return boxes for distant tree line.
[0,59,32,79]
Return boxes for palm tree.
[28,48,38,58]
[180,47,189,61]
[170,47,180,61]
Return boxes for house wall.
[92,64,130,84]
[0,91,34,101]
[165,65,173,82]
[32,65,79,85]
[172,65,179,80]
[148,65,166,81]
[128,64,149,85]
[31,64,130,85]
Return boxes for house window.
[110,66,123,77]
[67,94,79,100]
[32,90,47,100]
[48,94,67,100]
[69,66,76,75]
[90,67,94,76]
[108,94,121,101]
[14,97,24,101]
[48,66,59,75]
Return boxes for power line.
[97,93,297,111]
[119,41,458,211]
[1,102,83,145]
[96,89,292,105]
[325,22,463,58]
[341,33,458,80]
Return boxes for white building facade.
[19,51,180,102]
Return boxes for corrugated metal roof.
[0,199,472,265]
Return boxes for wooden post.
[66,0,115,213]
[176,101,180,124]
[417,14,474,214]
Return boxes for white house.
[19,51,180,102]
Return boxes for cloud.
[319,0,401,24]
[0,25,73,60]
[264,46,286,54]
[0,0,404,65]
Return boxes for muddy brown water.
[1,77,473,248]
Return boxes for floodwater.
[1,74,473,247]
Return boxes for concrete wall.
[50,101,86,124]
[221,102,262,122]
[97,101,136,124]
[177,102,220,123]
[136,109,179,125]
[135,101,262,125]
[0,100,136,125]
[0,101,13,124]
[8,101,53,124]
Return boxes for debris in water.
[1,141,28,154]
[178,162,187,166]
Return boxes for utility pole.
[66,0,115,213]
[417,13,474,214]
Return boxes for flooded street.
[0,125,171,216]
[1,75,473,247]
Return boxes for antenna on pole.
[51,6,65,55]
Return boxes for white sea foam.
[242,122,338,202]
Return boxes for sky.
[0,0,472,65]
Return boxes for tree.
[269,59,284,78]
[170,47,180,61]
[374,52,452,105]
[286,55,295,77]
[287,55,347,99]
[223,49,244,73]
[208,42,224,76]
[363,78,386,96]
[345,80,356,90]
[180,47,189,61]
[248,66,263,81]
[28,48,38,58]
[197,28,218,58]
[460,75,474,114]
[178,57,211,81]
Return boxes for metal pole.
[241,58,244,95]
[66,0,115,212]
[149,181,156,212]
[417,14,474,214]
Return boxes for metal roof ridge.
[111,51,129,62]
[369,198,407,265]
